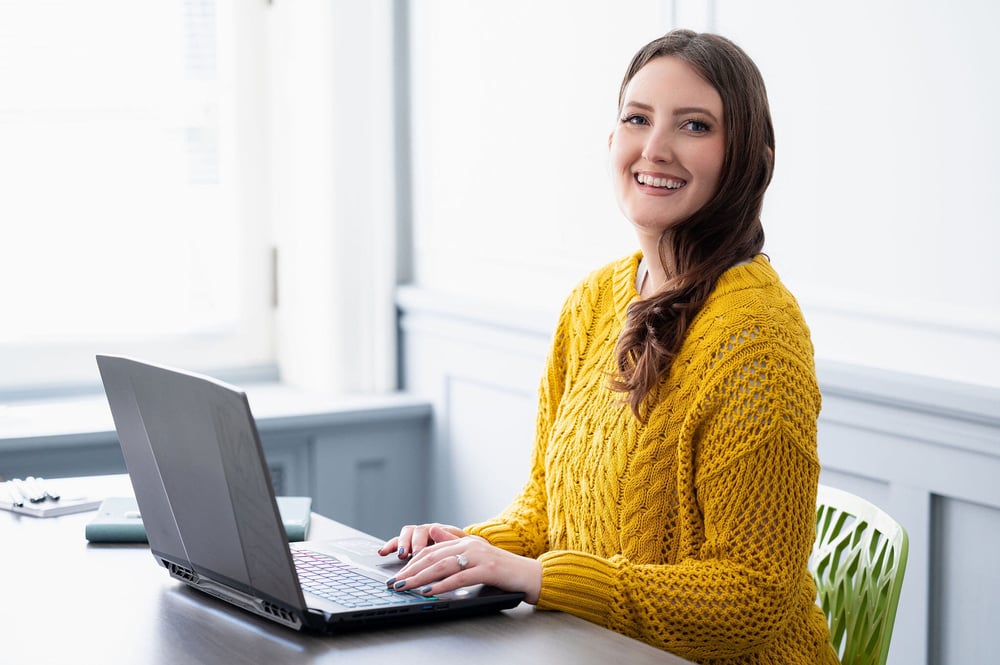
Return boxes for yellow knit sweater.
[466,253,838,664]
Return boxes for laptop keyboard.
[292,549,425,608]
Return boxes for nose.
[641,127,674,163]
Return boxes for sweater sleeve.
[534,347,822,660]
[463,290,576,557]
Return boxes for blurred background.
[2,0,997,395]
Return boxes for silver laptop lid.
[96,355,306,620]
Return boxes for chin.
[629,215,681,235]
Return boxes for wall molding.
[398,286,1000,426]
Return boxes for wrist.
[522,557,543,604]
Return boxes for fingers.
[387,543,475,596]
[378,523,467,560]
[377,530,405,557]
[377,524,412,559]
[427,524,464,543]
[376,537,400,557]
[410,523,433,554]
[386,538,541,603]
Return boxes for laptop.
[96,355,524,633]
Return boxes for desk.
[1,476,691,665]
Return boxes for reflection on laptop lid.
[96,355,523,633]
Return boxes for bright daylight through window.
[0,0,271,392]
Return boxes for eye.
[682,119,711,133]
[621,114,650,126]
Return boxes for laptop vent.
[261,601,297,624]
[164,560,197,583]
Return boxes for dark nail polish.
[397,546,406,556]
[418,585,433,595]
[393,580,407,590]
[385,577,396,587]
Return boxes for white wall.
[407,0,1000,389]
[716,0,1000,387]
[266,0,399,394]
[408,0,666,313]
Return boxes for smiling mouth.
[635,173,686,189]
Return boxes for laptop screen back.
[97,355,304,610]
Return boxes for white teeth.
[636,174,685,189]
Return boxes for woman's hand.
[378,522,468,560]
[382,528,542,605]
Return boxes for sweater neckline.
[613,252,776,322]
[611,251,645,327]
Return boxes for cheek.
[692,140,726,189]
[608,131,639,171]
[607,150,626,189]
[607,145,633,205]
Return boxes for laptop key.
[292,549,428,608]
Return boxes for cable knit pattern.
[466,252,838,664]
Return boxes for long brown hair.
[610,30,775,421]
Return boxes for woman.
[379,30,837,664]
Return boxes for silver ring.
[455,553,469,570]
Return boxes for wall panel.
[0,391,432,540]
[930,496,1000,665]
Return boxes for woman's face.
[609,56,726,239]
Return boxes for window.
[0,0,271,392]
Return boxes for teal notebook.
[85,496,312,543]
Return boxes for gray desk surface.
[1,475,690,665]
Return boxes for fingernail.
[393,580,407,590]
[418,585,433,595]
[397,546,406,556]
[385,577,396,587]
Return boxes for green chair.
[810,484,909,665]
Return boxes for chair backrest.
[810,484,909,665]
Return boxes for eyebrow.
[622,101,720,123]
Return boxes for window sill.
[0,384,432,451]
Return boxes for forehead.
[621,56,723,114]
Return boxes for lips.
[635,173,686,189]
